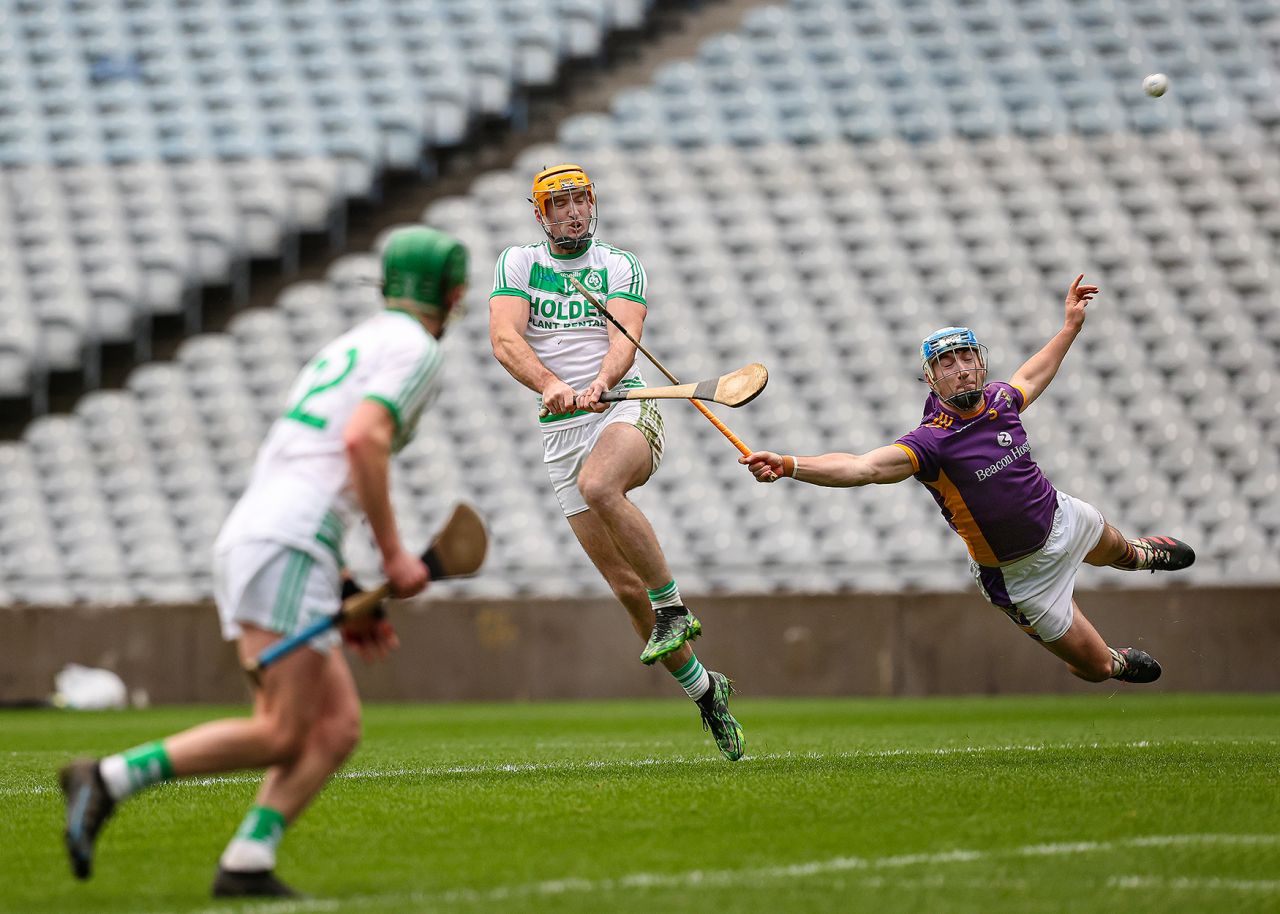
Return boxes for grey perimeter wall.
[3,587,1277,705]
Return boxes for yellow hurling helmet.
[529,164,597,252]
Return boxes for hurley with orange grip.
[565,273,763,461]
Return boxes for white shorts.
[543,399,665,517]
[970,490,1105,643]
[213,541,342,653]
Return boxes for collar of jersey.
[384,307,431,332]
[547,239,594,260]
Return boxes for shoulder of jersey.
[986,381,1016,405]
[500,242,539,256]
[374,310,436,351]
[594,241,637,260]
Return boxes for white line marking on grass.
[1111,875,1280,893]
[11,738,1275,798]
[154,834,1280,914]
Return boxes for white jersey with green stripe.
[215,309,443,565]
[491,239,648,430]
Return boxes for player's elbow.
[342,424,388,462]
[488,328,519,365]
[342,426,372,455]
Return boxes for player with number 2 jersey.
[59,226,468,899]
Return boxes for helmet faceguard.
[530,164,597,253]
[920,326,989,410]
[381,226,469,330]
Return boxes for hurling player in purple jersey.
[740,275,1195,685]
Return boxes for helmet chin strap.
[550,232,589,252]
[945,388,984,410]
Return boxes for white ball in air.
[1143,73,1169,97]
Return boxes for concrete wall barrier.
[3,587,1276,705]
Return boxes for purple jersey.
[894,381,1058,566]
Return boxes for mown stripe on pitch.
[9,741,1278,797]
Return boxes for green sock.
[648,580,683,612]
[234,805,287,845]
[221,805,288,872]
[99,740,175,800]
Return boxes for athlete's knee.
[255,712,311,763]
[577,471,624,513]
[317,708,362,764]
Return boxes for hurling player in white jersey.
[59,227,468,898]
[490,164,744,761]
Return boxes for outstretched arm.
[739,445,915,487]
[1010,274,1098,409]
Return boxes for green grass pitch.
[4,694,1279,913]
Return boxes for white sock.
[648,580,683,612]
[97,755,133,801]
[220,839,277,873]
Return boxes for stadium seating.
[1,0,1278,604]
[0,0,654,400]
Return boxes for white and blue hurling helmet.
[920,327,988,409]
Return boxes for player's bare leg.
[1037,603,1114,681]
[576,424,706,666]
[1039,601,1162,684]
[567,507,690,668]
[1085,522,1196,572]
[59,625,326,882]
[576,424,672,584]
[212,641,361,898]
[568,491,745,760]
[163,626,328,773]
[253,648,361,821]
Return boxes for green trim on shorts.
[539,407,593,423]
[272,550,313,635]
[314,511,345,565]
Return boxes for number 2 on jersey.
[285,347,358,429]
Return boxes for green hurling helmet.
[381,226,468,314]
